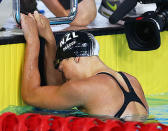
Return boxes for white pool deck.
[0,0,156,38]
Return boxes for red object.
[0,112,168,131]
[124,121,145,131]
[103,119,124,131]
[41,115,64,131]
[17,113,42,131]
[0,112,18,131]
[136,17,143,20]
[67,117,105,131]
[143,123,168,131]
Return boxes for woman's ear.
[74,57,80,63]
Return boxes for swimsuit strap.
[115,72,147,117]
[96,72,147,118]
[118,72,147,110]
[96,72,127,93]
[118,72,134,92]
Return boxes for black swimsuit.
[97,72,147,118]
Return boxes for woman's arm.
[21,13,82,109]
[34,11,64,85]
[21,13,41,101]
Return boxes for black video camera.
[109,0,168,51]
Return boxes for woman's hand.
[34,11,55,43]
[21,13,39,43]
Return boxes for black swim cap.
[54,31,99,69]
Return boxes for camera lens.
[125,18,161,51]
[134,22,156,47]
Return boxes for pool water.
[0,93,167,125]
[146,93,168,125]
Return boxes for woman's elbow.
[21,86,37,106]
[21,89,31,105]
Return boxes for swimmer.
[21,12,148,120]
